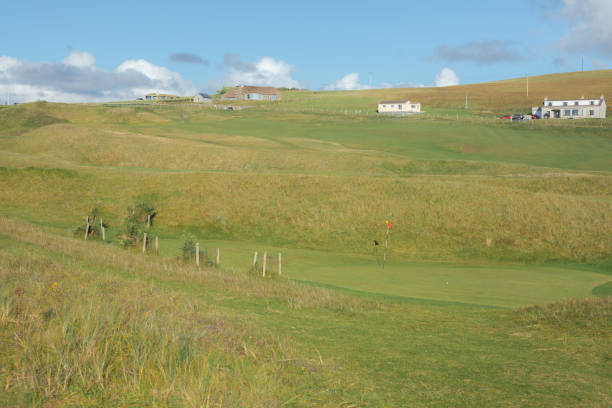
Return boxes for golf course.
[1,70,611,406]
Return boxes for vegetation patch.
[592,281,612,297]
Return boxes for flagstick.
[383,217,390,269]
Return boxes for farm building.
[145,93,180,101]
[193,93,211,103]
[377,100,421,115]
[222,85,281,101]
[532,96,606,119]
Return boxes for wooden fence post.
[84,216,90,240]
[216,248,220,266]
[155,236,159,255]
[253,251,258,267]
[262,252,267,277]
[278,252,282,276]
[196,243,200,266]
[142,232,147,253]
[147,214,151,228]
[100,219,105,241]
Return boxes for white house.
[532,96,606,119]
[222,86,281,101]
[145,93,180,101]
[378,100,421,115]
[193,93,211,103]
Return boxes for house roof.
[379,100,411,104]
[223,89,240,98]
[196,93,210,98]
[542,99,603,107]
[240,85,280,95]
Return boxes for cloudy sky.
[1,0,611,102]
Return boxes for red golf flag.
[387,218,391,230]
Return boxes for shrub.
[120,202,156,249]
[73,208,109,240]
[180,235,214,266]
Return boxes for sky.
[1,0,611,102]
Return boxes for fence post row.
[196,242,200,266]
[278,252,282,276]
[262,252,267,277]
[142,232,147,253]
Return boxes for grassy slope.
[0,71,611,405]
[1,218,610,407]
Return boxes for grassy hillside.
[1,71,611,406]
[1,218,610,407]
[274,70,612,116]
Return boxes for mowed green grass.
[1,218,611,407]
[153,237,610,308]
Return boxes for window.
[411,105,416,109]
[563,102,568,106]
[574,101,579,106]
[382,105,386,108]
[590,110,595,116]
[269,95,277,101]
[390,105,394,108]
[590,101,595,105]
[564,110,570,116]
[397,105,402,110]
[572,109,578,116]
[548,102,552,106]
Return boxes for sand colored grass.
[0,71,611,405]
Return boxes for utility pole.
[581,56,584,72]
[465,92,468,109]
[526,73,529,97]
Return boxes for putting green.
[159,237,608,308]
[290,262,609,308]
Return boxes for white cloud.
[116,58,195,96]
[323,73,371,91]
[215,53,300,88]
[62,50,96,68]
[0,51,196,103]
[434,67,459,87]
[557,0,612,57]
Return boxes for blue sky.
[1,0,611,102]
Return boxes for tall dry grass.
[0,217,374,406]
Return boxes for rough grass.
[1,218,611,407]
[0,71,611,405]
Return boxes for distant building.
[533,96,606,119]
[145,93,180,101]
[193,93,211,103]
[378,100,421,114]
[222,85,281,101]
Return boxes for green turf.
[0,72,611,406]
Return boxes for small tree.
[120,202,156,249]
[180,235,214,266]
[74,208,109,240]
